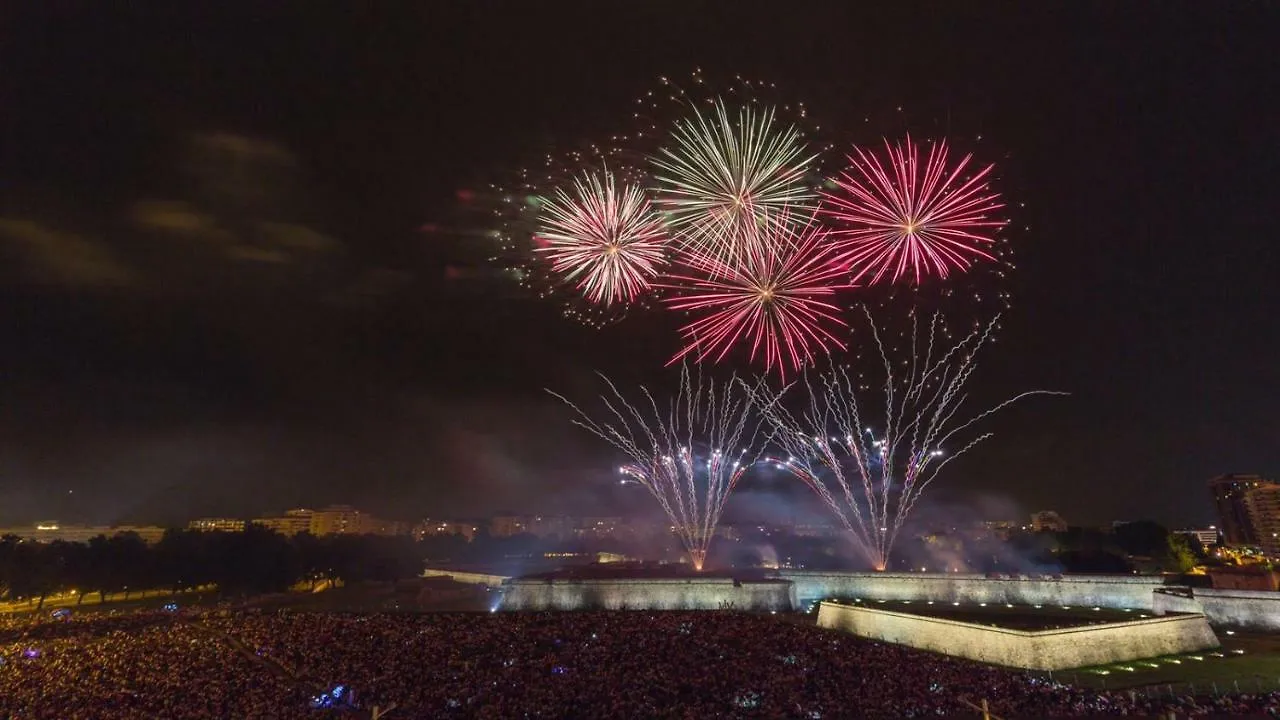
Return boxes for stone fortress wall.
[781,571,1164,610]
[816,602,1221,671]
[1153,587,1280,631]
[499,576,796,612]
[422,569,509,587]
[482,568,1280,631]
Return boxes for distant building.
[1244,484,1280,557]
[415,520,478,541]
[1209,474,1277,547]
[1030,511,1068,533]
[490,515,529,537]
[578,517,623,537]
[1208,565,1280,592]
[253,506,404,538]
[511,516,574,539]
[541,551,633,564]
[1174,527,1220,548]
[188,518,246,532]
[117,525,168,544]
[0,524,167,545]
[489,515,618,539]
[307,505,365,536]
[253,509,314,537]
[352,516,409,537]
[979,520,1020,540]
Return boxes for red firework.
[664,214,851,378]
[822,136,1006,286]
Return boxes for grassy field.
[833,597,1159,630]
[264,580,496,614]
[0,587,221,617]
[1061,632,1280,692]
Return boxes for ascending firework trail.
[547,366,771,571]
[755,308,1065,571]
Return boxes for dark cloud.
[0,219,133,288]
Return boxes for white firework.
[652,100,818,264]
[536,170,668,306]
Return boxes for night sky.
[1,2,1276,529]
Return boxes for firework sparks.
[652,99,818,263]
[664,213,851,379]
[754,309,1063,570]
[534,170,669,306]
[822,136,1006,286]
[548,367,769,571]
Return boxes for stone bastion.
[780,570,1164,610]
[816,601,1220,670]
[498,567,795,612]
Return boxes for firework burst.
[548,366,769,570]
[485,143,665,326]
[535,170,668,306]
[823,136,1006,286]
[664,212,851,379]
[652,99,818,264]
[754,309,1063,570]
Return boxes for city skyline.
[1,3,1277,529]
[0,499,1227,539]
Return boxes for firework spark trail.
[754,308,1064,570]
[663,211,851,380]
[535,170,669,306]
[822,136,1006,286]
[652,99,818,266]
[547,366,771,570]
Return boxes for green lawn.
[838,597,1156,630]
[1056,633,1280,692]
[0,587,219,616]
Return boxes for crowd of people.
[1,612,309,719]
[3,607,1280,718]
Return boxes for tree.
[155,529,215,595]
[208,526,299,597]
[9,541,71,610]
[101,533,151,600]
[1167,533,1201,573]
[1114,521,1170,558]
[0,535,20,601]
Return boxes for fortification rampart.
[781,571,1162,610]
[1154,587,1280,631]
[816,602,1219,670]
[499,577,795,612]
[422,569,509,587]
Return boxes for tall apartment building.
[1210,474,1279,547]
[1244,484,1280,557]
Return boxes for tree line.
[0,525,655,611]
[0,527,427,610]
